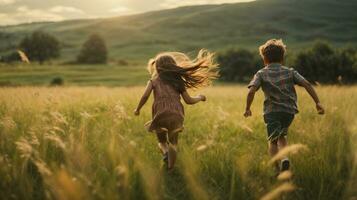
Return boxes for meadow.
[0,64,148,86]
[0,85,356,200]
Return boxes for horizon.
[0,0,255,26]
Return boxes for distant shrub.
[77,34,108,64]
[336,47,357,83]
[217,41,357,84]
[19,31,60,64]
[50,77,64,86]
[117,59,129,66]
[217,49,262,82]
[0,81,16,87]
[292,41,357,84]
[0,51,20,63]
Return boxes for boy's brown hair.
[259,39,286,63]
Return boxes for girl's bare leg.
[158,143,169,154]
[156,129,169,154]
[167,130,179,169]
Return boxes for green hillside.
[1,0,357,62]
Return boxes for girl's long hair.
[147,49,219,92]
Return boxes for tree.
[77,34,107,64]
[19,31,60,64]
[336,47,357,83]
[293,41,343,84]
[217,49,261,82]
[0,51,20,63]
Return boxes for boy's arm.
[244,86,258,117]
[244,72,261,117]
[134,81,153,115]
[300,80,325,115]
[293,69,325,115]
[181,91,206,105]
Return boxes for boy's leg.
[277,113,294,171]
[277,135,290,171]
[277,135,287,149]
[269,140,279,171]
[265,113,284,172]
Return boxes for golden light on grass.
[50,169,87,200]
[196,139,214,152]
[15,137,35,159]
[44,133,66,150]
[116,164,129,192]
[0,86,355,199]
[0,116,17,131]
[260,183,296,200]
[196,144,208,152]
[33,159,52,176]
[80,111,93,119]
[277,170,293,181]
[116,165,127,177]
[269,144,308,165]
[50,111,68,125]
[240,124,253,133]
[181,150,210,200]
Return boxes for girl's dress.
[145,77,184,133]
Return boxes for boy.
[244,39,325,172]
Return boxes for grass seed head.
[277,170,293,181]
[269,144,308,165]
[260,182,296,200]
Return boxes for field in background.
[0,64,149,86]
[0,86,356,200]
[1,0,357,62]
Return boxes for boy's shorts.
[263,112,295,141]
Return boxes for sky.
[0,0,255,26]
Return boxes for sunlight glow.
[0,0,256,25]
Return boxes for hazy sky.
[0,0,255,26]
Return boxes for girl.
[134,49,218,170]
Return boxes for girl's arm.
[181,91,206,105]
[134,81,153,115]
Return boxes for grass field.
[0,85,356,200]
[0,64,149,86]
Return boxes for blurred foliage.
[0,51,20,63]
[19,31,60,64]
[218,41,357,84]
[77,34,108,64]
[50,77,65,86]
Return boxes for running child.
[244,39,325,173]
[134,50,218,170]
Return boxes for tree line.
[1,31,356,84]
[218,41,357,84]
[0,31,108,64]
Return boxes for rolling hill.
[1,0,357,62]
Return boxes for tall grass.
[0,86,356,200]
